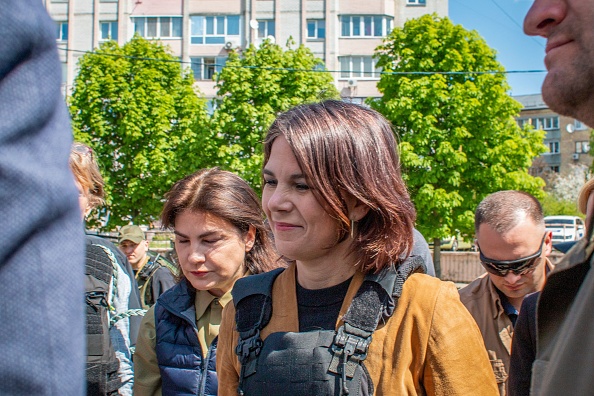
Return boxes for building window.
[546,141,560,154]
[190,15,241,45]
[518,117,560,130]
[575,120,589,130]
[407,0,426,4]
[307,19,326,39]
[257,20,275,38]
[533,116,559,130]
[340,15,392,37]
[339,56,381,79]
[100,21,118,41]
[190,57,227,80]
[550,166,560,173]
[576,141,590,154]
[56,22,68,41]
[61,62,68,83]
[132,17,182,39]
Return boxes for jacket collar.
[158,279,197,327]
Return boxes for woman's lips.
[274,222,299,231]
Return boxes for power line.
[57,46,547,76]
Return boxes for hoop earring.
[350,219,355,239]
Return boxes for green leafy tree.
[370,14,546,274]
[541,194,582,218]
[69,36,210,228]
[211,39,339,190]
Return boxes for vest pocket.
[490,358,508,383]
[489,358,507,395]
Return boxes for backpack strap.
[232,268,285,395]
[137,256,161,281]
[329,255,426,394]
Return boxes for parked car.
[545,215,585,242]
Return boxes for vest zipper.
[198,340,214,395]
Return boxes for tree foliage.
[211,39,339,190]
[370,14,546,244]
[69,36,210,228]
[541,194,582,218]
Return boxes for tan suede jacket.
[218,263,498,395]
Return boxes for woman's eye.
[295,183,310,191]
[263,179,277,187]
[176,238,189,244]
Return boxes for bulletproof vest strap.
[137,256,160,282]
[234,257,426,396]
[232,268,285,395]
[328,255,426,394]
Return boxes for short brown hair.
[69,142,105,209]
[264,100,416,274]
[475,190,544,234]
[161,167,279,274]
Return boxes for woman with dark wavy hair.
[217,101,498,395]
[134,167,279,396]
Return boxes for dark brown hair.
[264,100,416,273]
[475,190,544,234]
[161,167,279,274]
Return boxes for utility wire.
[57,46,547,76]
[488,0,545,49]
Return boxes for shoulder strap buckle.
[235,328,263,366]
[329,324,372,378]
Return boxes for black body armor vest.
[232,256,426,396]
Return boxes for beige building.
[515,94,592,176]
[44,0,447,100]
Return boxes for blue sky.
[448,0,546,96]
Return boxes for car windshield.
[545,219,575,225]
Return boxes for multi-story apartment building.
[515,94,592,176]
[44,0,447,100]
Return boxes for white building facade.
[45,0,447,100]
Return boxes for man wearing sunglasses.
[459,191,553,395]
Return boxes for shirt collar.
[194,288,233,319]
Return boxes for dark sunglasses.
[478,233,547,277]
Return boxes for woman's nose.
[265,187,291,212]
[188,247,206,264]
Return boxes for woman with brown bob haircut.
[217,101,498,395]
[134,167,279,396]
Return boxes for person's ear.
[244,225,257,252]
[543,230,553,257]
[345,195,370,222]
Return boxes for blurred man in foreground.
[523,1,594,393]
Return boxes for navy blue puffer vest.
[154,280,218,396]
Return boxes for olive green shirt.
[133,289,233,396]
